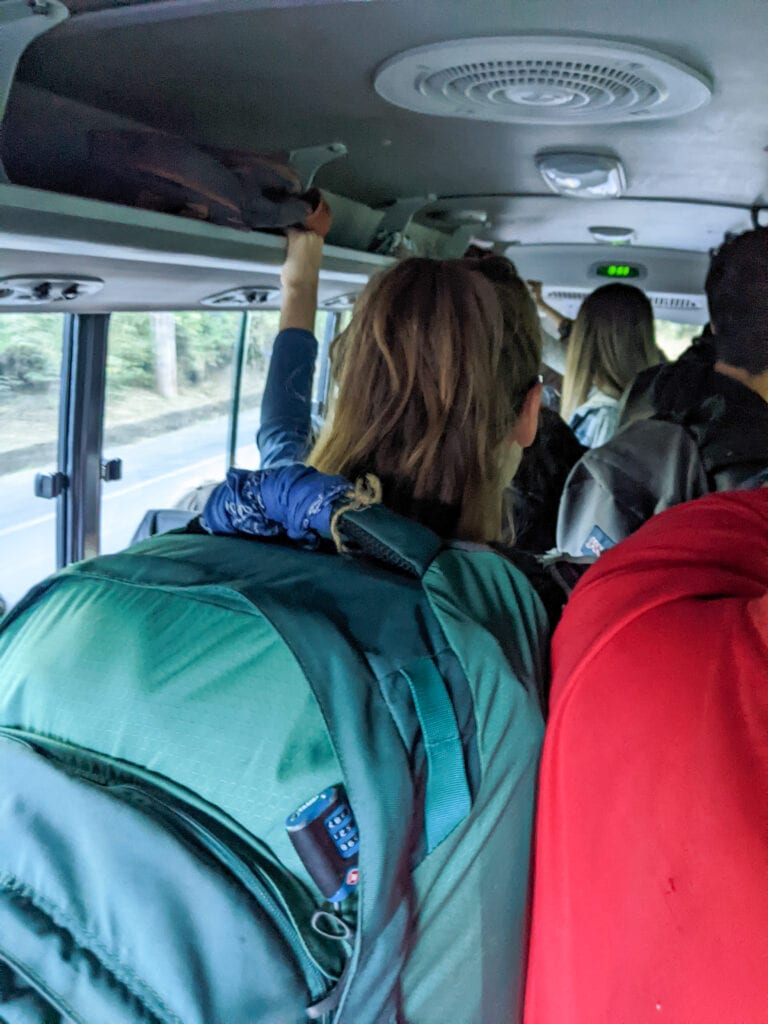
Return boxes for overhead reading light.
[589,225,636,244]
[201,286,280,308]
[537,153,626,198]
[0,275,104,304]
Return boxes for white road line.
[102,454,225,501]
[0,511,55,538]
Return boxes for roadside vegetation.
[0,309,695,461]
[0,311,278,457]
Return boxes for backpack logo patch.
[581,525,615,557]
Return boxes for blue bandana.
[201,464,352,548]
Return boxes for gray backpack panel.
[557,418,709,557]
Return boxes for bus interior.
[0,0,764,607]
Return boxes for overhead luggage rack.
[0,183,389,311]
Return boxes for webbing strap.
[401,658,472,853]
[337,505,443,579]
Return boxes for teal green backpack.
[0,504,546,1023]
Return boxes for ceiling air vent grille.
[375,37,712,125]
[546,291,703,312]
[425,61,659,116]
[651,295,703,311]
[545,290,589,302]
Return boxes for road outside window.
[101,311,278,555]
[0,314,64,613]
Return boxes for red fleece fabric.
[525,489,768,1024]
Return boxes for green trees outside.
[0,311,278,396]
[106,311,275,395]
[0,314,62,394]
[0,311,281,456]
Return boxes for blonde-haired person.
[203,227,549,1023]
[561,283,660,446]
[530,281,661,447]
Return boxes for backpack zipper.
[110,781,340,1001]
[0,727,344,1006]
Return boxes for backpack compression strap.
[336,503,472,850]
[401,657,472,852]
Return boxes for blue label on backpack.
[581,525,615,558]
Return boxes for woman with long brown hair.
[309,254,542,539]
[200,225,549,1023]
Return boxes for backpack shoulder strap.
[333,504,472,852]
[335,504,444,578]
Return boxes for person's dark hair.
[705,228,768,374]
[464,255,542,417]
[463,247,519,277]
[503,406,586,553]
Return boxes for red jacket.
[525,489,768,1024]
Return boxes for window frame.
[56,312,109,569]
[33,304,333,577]
[313,310,340,420]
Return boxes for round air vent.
[375,36,712,125]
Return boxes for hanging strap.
[401,657,472,853]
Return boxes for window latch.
[100,458,123,483]
[34,471,68,499]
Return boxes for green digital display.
[596,263,641,278]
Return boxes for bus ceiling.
[0,0,765,309]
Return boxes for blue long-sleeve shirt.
[256,327,317,467]
[202,328,320,536]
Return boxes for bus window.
[100,311,241,555]
[655,319,700,361]
[232,309,280,464]
[0,313,65,611]
[233,310,333,463]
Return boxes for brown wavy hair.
[310,257,541,541]
[466,255,542,405]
